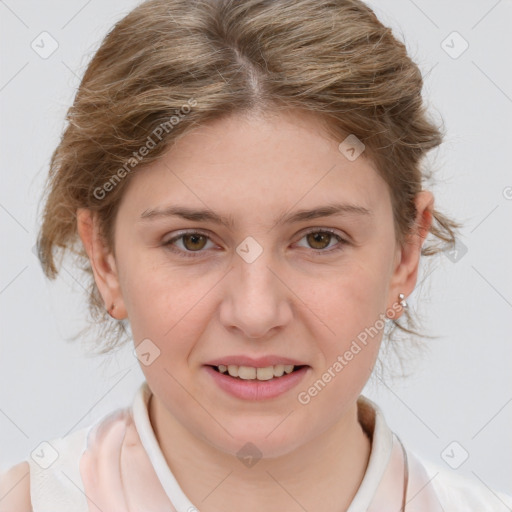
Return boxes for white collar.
[348,394,395,510]
[131,381,397,511]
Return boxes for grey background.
[1,0,511,500]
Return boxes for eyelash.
[162,228,349,259]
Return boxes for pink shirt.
[25,381,512,511]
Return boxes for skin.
[77,109,433,512]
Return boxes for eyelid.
[298,226,344,237]
[163,228,214,244]
[296,226,350,244]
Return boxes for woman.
[1,0,510,510]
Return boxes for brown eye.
[296,229,348,255]
[306,231,333,250]
[163,231,215,258]
[182,233,208,251]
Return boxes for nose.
[218,248,293,340]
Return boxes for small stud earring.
[398,293,408,308]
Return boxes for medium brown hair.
[36,0,461,369]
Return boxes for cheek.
[297,257,389,384]
[304,257,389,336]
[294,267,385,420]
[120,255,217,355]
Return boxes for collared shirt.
[26,381,512,511]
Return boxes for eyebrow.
[139,202,372,228]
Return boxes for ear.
[76,208,127,320]
[386,191,434,318]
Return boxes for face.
[80,110,432,458]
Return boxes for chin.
[203,420,309,460]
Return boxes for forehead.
[118,110,391,224]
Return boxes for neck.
[148,394,372,512]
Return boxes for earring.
[398,293,408,308]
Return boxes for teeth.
[216,364,299,380]
[256,367,274,380]
[227,365,239,377]
[238,366,256,379]
[273,364,285,377]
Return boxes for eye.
[162,228,349,259]
[295,228,348,255]
[163,230,217,258]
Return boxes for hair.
[36,0,461,376]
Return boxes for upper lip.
[204,355,309,367]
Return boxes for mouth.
[204,362,310,400]
[207,364,308,381]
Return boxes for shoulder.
[1,423,94,512]
[21,405,133,512]
[0,461,32,512]
[0,397,138,512]
[415,454,512,511]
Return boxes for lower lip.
[203,365,309,400]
